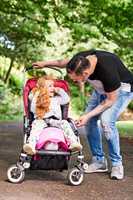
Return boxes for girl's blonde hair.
[32,75,54,119]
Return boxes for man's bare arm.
[32,58,69,69]
[87,90,119,118]
[76,89,119,126]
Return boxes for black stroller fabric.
[30,155,68,170]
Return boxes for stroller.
[7,67,88,186]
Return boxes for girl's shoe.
[23,144,36,155]
[69,143,82,151]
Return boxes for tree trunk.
[4,57,15,83]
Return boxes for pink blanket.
[36,127,69,151]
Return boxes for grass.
[117,121,133,138]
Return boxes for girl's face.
[45,80,55,97]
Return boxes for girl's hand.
[54,87,61,93]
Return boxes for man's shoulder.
[76,49,97,57]
[76,49,117,59]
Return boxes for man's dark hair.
[66,55,90,75]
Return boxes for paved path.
[0,121,133,200]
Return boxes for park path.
[0,121,133,200]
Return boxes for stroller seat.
[23,77,71,153]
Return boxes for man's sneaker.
[84,158,108,173]
[23,143,36,155]
[111,165,124,180]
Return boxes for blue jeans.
[85,89,133,166]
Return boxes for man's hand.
[75,114,90,127]
[32,61,45,68]
[32,59,69,69]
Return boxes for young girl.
[23,76,82,155]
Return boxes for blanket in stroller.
[36,127,69,151]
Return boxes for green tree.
[0,0,133,79]
[51,0,133,68]
[0,0,52,82]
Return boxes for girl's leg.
[23,119,47,154]
[60,120,82,150]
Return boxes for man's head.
[66,55,92,82]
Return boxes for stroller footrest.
[36,150,70,156]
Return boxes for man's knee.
[100,119,115,140]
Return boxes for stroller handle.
[24,66,64,78]
[24,66,33,72]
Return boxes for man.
[33,49,133,180]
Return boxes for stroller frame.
[7,67,87,186]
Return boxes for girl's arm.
[55,88,70,105]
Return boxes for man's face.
[68,69,91,83]
[68,72,84,82]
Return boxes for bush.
[128,101,133,111]
[0,80,23,120]
[68,80,92,115]
[8,74,23,95]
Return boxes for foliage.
[0,0,51,58]
[0,0,133,69]
[51,0,133,68]
[0,80,22,120]
[68,79,92,115]
[8,74,23,95]
[128,101,133,111]
[0,0,133,120]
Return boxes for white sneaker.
[84,158,108,173]
[111,165,124,180]
[23,144,36,155]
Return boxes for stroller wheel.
[67,167,84,186]
[7,164,25,183]
[82,163,89,171]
